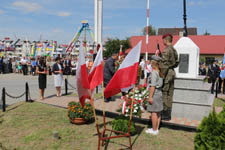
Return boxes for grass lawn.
[0,102,196,150]
[214,98,225,107]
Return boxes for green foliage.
[103,38,131,58]
[200,57,206,64]
[194,107,225,150]
[67,101,94,121]
[142,25,157,36]
[112,115,136,136]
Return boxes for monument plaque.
[179,54,189,73]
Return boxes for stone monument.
[172,37,214,122]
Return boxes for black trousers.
[211,79,216,94]
[218,78,225,93]
[22,65,28,75]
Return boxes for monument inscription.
[179,54,189,73]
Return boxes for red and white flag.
[88,45,103,90]
[76,46,90,107]
[104,41,142,98]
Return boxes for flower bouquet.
[118,84,149,118]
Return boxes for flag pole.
[127,86,136,149]
[89,96,102,150]
[145,0,150,61]
[101,82,107,146]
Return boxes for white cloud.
[11,1,43,13]
[57,12,71,17]
[0,10,4,14]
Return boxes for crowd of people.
[0,55,80,76]
[1,34,224,136]
[199,59,225,94]
[0,55,96,100]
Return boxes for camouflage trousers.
[162,69,175,111]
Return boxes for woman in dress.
[52,57,64,97]
[145,55,163,135]
[36,57,47,100]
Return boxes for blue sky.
[0,0,224,44]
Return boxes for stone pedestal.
[172,76,214,121]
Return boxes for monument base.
[172,76,214,121]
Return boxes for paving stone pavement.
[0,74,77,105]
[35,94,222,128]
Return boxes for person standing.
[144,60,152,84]
[0,57,3,74]
[64,56,71,75]
[145,55,163,135]
[31,58,37,76]
[21,57,28,75]
[139,58,145,79]
[52,57,64,97]
[36,57,47,100]
[199,62,206,75]
[207,60,220,94]
[160,34,179,120]
[103,53,118,102]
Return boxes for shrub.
[67,101,94,121]
[194,107,225,150]
[112,115,136,136]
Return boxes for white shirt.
[58,64,62,70]
[140,61,145,70]
[21,58,27,64]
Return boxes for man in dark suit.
[103,53,118,102]
[199,62,206,75]
[64,56,71,75]
[208,60,220,94]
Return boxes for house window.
[205,57,215,66]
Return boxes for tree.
[203,30,211,35]
[142,25,157,36]
[103,38,131,58]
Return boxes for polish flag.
[76,45,90,107]
[104,41,142,98]
[88,45,103,90]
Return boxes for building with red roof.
[127,35,225,65]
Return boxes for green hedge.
[194,105,225,150]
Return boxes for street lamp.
[183,0,188,37]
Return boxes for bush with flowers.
[117,84,149,118]
[67,101,94,121]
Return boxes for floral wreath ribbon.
[122,100,127,114]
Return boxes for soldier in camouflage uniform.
[160,34,179,120]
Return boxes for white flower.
[134,104,137,107]
[125,114,128,117]
[134,110,137,113]
[126,109,129,112]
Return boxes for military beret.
[162,33,173,39]
[151,55,162,62]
